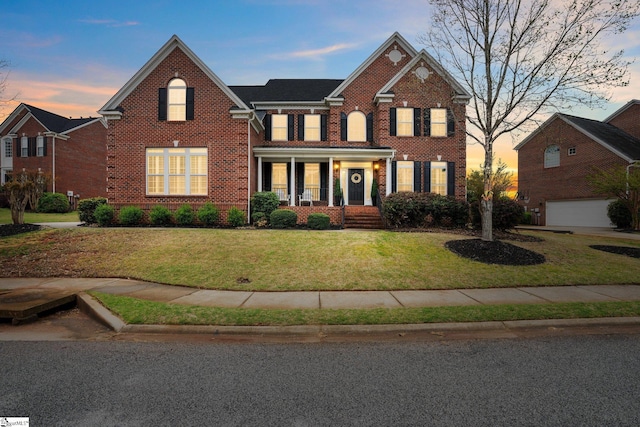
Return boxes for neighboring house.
[515,100,640,227]
[0,103,107,201]
[98,33,470,225]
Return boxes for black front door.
[348,169,365,205]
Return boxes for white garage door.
[546,199,612,227]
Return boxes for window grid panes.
[347,111,366,142]
[397,108,413,136]
[272,114,288,141]
[397,161,413,192]
[146,147,207,195]
[544,145,560,168]
[431,161,447,195]
[431,108,447,137]
[304,163,320,200]
[4,139,12,158]
[21,137,28,157]
[304,115,321,141]
[36,136,44,157]
[168,78,187,121]
[272,163,288,197]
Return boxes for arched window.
[168,78,187,121]
[347,111,366,142]
[544,145,560,168]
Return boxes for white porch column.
[386,157,392,195]
[290,157,296,206]
[257,157,263,192]
[328,157,334,207]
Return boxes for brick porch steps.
[343,206,385,229]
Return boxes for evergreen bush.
[37,192,70,213]
[78,197,107,224]
[251,192,280,223]
[94,204,115,226]
[197,202,220,226]
[175,204,194,226]
[270,209,298,228]
[149,205,173,225]
[118,206,144,226]
[607,199,632,228]
[307,213,330,230]
[227,206,246,227]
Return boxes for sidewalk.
[2,277,640,331]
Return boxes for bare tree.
[420,0,640,241]
[5,169,49,224]
[0,59,16,116]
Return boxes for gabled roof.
[375,50,471,103]
[0,103,102,135]
[604,99,640,123]
[99,35,250,115]
[230,79,343,106]
[514,112,640,162]
[327,32,418,99]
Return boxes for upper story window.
[20,137,28,157]
[347,111,366,142]
[430,108,447,137]
[568,147,576,156]
[544,145,560,168]
[396,108,414,136]
[304,115,320,141]
[3,138,12,158]
[272,114,289,141]
[36,136,44,157]
[158,79,194,121]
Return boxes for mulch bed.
[445,239,546,266]
[589,245,640,259]
[0,224,43,238]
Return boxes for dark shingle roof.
[25,104,96,133]
[561,113,640,160]
[229,79,343,106]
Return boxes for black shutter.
[296,163,304,196]
[447,162,456,196]
[414,108,421,136]
[340,112,347,141]
[265,114,272,141]
[298,114,305,140]
[366,112,373,142]
[391,161,397,192]
[424,161,431,193]
[447,108,455,136]
[414,161,422,192]
[186,88,195,120]
[29,137,36,157]
[288,114,295,141]
[158,88,167,121]
[424,109,431,136]
[320,163,328,201]
[43,137,47,157]
[321,115,328,141]
[390,108,397,136]
[263,163,272,191]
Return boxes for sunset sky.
[2,0,639,184]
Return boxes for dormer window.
[158,78,194,121]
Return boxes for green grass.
[91,292,640,326]
[2,227,640,291]
[0,208,79,224]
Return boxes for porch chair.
[275,188,289,204]
[298,189,313,206]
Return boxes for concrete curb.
[77,292,125,332]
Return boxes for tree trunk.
[481,198,493,241]
[481,134,494,242]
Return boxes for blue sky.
[2,0,639,171]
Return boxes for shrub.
[78,197,108,224]
[227,206,246,227]
[251,192,280,223]
[608,199,632,229]
[270,209,298,229]
[37,192,70,213]
[307,213,330,230]
[94,204,115,226]
[119,206,144,226]
[521,211,532,225]
[470,197,524,230]
[149,205,173,225]
[197,202,220,226]
[175,204,194,226]
[382,192,469,228]
[251,211,268,228]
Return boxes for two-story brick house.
[515,100,640,227]
[99,33,470,225]
[0,103,107,201]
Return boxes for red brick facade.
[100,34,469,225]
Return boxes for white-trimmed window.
[430,161,448,195]
[36,136,44,157]
[397,108,413,136]
[272,114,288,141]
[168,78,187,121]
[272,163,288,194]
[3,138,11,158]
[304,115,321,141]
[397,161,414,192]
[430,108,447,137]
[20,137,28,157]
[568,147,576,156]
[304,163,320,200]
[347,111,366,142]
[544,145,560,168]
[146,147,207,195]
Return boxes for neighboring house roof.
[514,112,640,162]
[604,99,640,123]
[230,79,343,106]
[98,34,250,116]
[0,103,103,136]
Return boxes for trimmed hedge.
[270,209,297,229]
[382,192,469,228]
[197,202,220,226]
[149,205,173,225]
[227,206,246,227]
[175,204,194,226]
[307,213,330,230]
[37,192,70,213]
[94,204,115,226]
[119,206,144,226]
[78,197,108,224]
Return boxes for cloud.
[78,19,140,27]
[0,30,63,49]
[274,43,357,61]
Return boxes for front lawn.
[1,227,639,291]
[0,208,79,224]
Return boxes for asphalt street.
[1,333,639,426]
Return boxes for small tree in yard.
[588,164,640,230]
[421,0,640,241]
[467,160,513,204]
[5,169,48,224]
